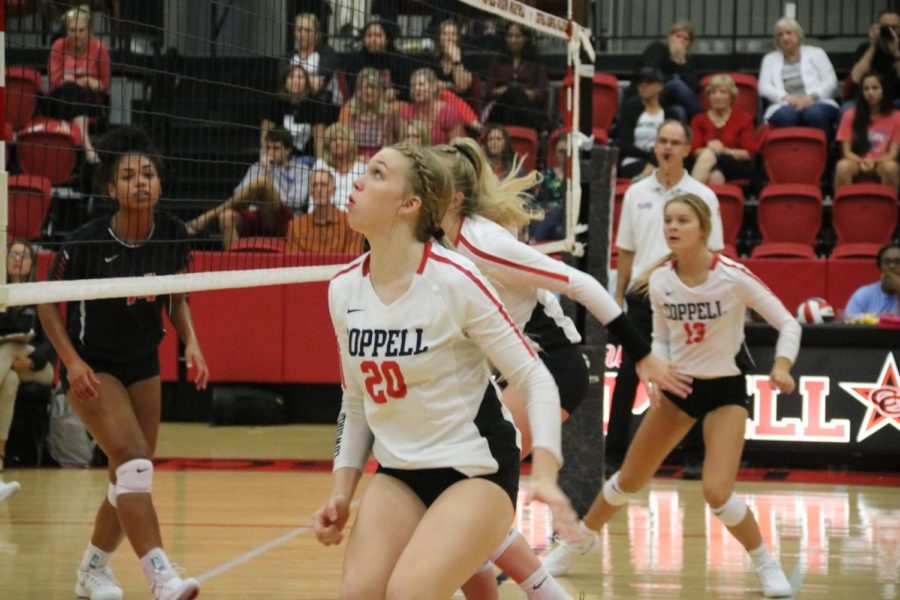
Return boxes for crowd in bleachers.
[4,3,900,317]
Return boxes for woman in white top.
[314,123,367,212]
[759,17,840,137]
[543,194,801,598]
[436,138,692,600]
[312,143,577,598]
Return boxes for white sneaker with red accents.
[151,570,200,600]
[75,566,123,600]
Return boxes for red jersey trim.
[719,257,774,293]
[332,256,366,281]
[457,231,569,284]
[710,253,720,270]
[416,241,432,274]
[426,249,537,358]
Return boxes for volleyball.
[796,297,835,324]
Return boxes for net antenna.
[457,0,594,257]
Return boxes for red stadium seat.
[591,73,619,141]
[751,184,822,258]
[831,183,898,260]
[709,183,744,258]
[700,73,759,120]
[16,119,84,185]
[5,67,43,130]
[505,126,539,173]
[762,127,827,185]
[8,174,52,241]
[611,181,630,266]
[228,237,286,253]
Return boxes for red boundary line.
[148,457,900,487]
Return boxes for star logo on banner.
[839,353,900,442]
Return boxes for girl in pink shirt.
[835,72,900,189]
[47,5,111,163]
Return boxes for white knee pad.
[602,471,634,507]
[488,528,518,563]
[115,458,153,496]
[107,482,117,508]
[712,492,748,527]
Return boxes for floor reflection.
[515,482,899,598]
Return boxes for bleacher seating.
[830,183,898,260]
[591,73,619,143]
[505,126,539,173]
[751,184,822,259]
[16,119,83,185]
[8,174,52,241]
[5,66,43,130]
[762,127,828,185]
[708,183,744,258]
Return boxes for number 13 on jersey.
[360,360,408,403]
[683,322,706,344]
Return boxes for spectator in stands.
[290,12,343,107]
[844,243,900,319]
[637,20,703,124]
[0,241,55,501]
[47,4,111,164]
[398,68,467,145]
[482,124,518,178]
[262,63,336,160]
[846,10,900,110]
[339,68,395,159]
[530,133,568,242]
[835,72,900,190]
[287,168,364,254]
[689,74,756,185]
[430,19,474,100]
[342,19,411,102]
[617,67,670,180]
[314,123,367,211]
[186,128,310,249]
[485,22,549,130]
[759,17,839,139]
[397,119,431,147]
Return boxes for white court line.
[196,500,361,583]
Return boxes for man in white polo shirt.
[607,119,724,478]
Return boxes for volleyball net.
[1,0,593,307]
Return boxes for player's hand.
[647,382,666,409]
[636,354,692,398]
[768,368,795,395]
[313,494,351,546]
[526,478,579,542]
[184,341,209,390]
[11,357,33,372]
[67,358,101,401]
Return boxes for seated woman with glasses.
[843,243,900,320]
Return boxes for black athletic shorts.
[663,375,750,420]
[62,351,161,391]
[376,459,519,510]
[496,343,590,416]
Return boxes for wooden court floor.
[2,423,898,599]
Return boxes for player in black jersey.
[38,127,208,600]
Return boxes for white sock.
[519,565,571,600]
[749,543,772,567]
[80,543,112,571]
[140,547,174,582]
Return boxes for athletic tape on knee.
[712,492,748,527]
[489,528,518,563]
[115,458,153,496]
[602,472,633,506]
[107,482,117,508]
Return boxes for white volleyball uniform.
[649,254,800,378]
[329,242,563,481]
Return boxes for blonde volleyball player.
[544,194,798,598]
[38,127,208,600]
[434,138,692,600]
[312,143,578,599]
